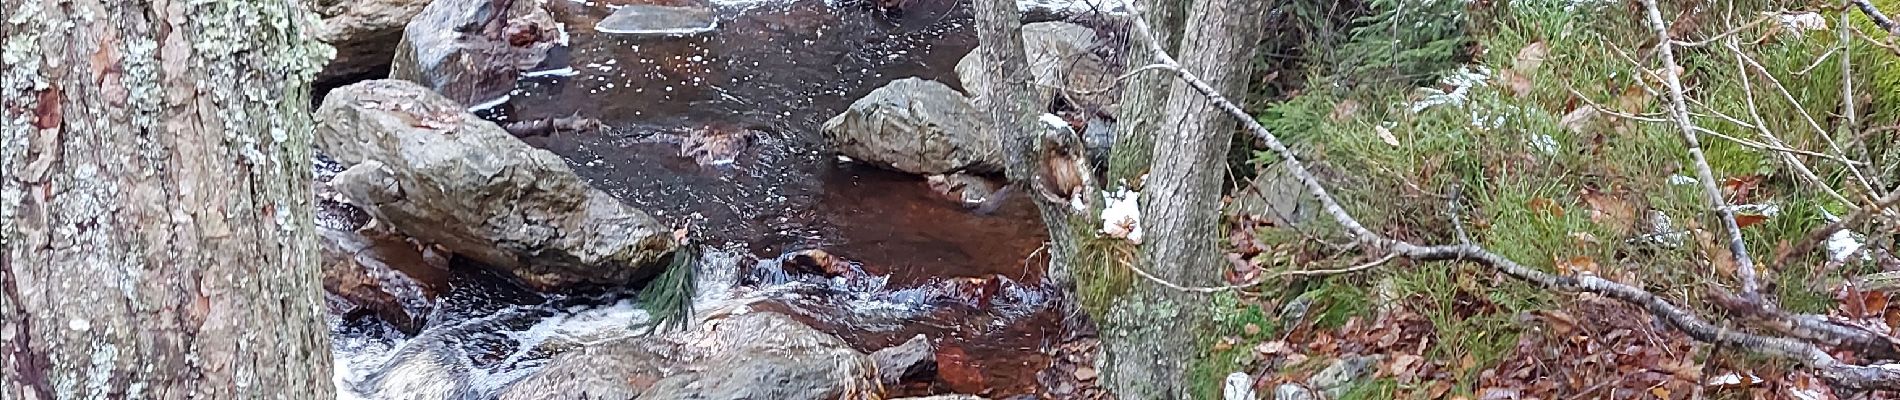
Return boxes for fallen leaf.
[1616,85,1653,114]
[1389,354,1425,381]
[1558,105,1598,134]
[1375,125,1401,146]
[1494,68,1534,98]
[1650,386,1671,399]
[1581,190,1641,236]
[1331,99,1363,122]
[1254,340,1290,355]
[1514,41,1550,72]
[1528,197,1565,218]
[1073,366,1098,381]
[1733,213,1769,229]
[1555,256,1600,276]
[1243,323,1262,337]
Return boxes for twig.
[1724,38,1856,207]
[1644,0,1763,301]
[1854,0,1898,35]
[1275,253,1400,277]
[1113,0,1900,389]
[1672,14,1774,47]
[1733,46,1883,198]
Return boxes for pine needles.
[632,239,698,335]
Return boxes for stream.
[324,0,1107,398]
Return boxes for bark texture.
[970,0,1081,287]
[1102,0,1264,397]
[1105,0,1183,183]
[0,0,335,397]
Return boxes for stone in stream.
[596,4,718,36]
[306,0,431,86]
[316,80,676,290]
[955,22,1119,114]
[496,311,880,400]
[390,0,562,108]
[821,77,1003,175]
[871,334,939,385]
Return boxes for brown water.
[330,0,1083,397]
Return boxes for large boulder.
[821,78,1002,175]
[497,311,880,400]
[315,80,675,290]
[956,22,1118,113]
[389,0,562,107]
[308,0,430,86]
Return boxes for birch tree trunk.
[1101,0,1264,396]
[1,0,335,397]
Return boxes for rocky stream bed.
[313,0,1122,398]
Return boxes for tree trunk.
[1100,0,1264,397]
[970,0,1082,288]
[1,0,335,397]
[1106,0,1185,183]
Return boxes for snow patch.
[1408,65,1490,114]
[1100,185,1143,244]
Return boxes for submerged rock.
[596,4,718,36]
[315,80,675,290]
[390,0,562,107]
[872,334,938,385]
[821,78,1002,175]
[498,311,880,400]
[956,22,1118,113]
[308,0,430,85]
[318,224,449,334]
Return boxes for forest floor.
[1193,0,1900,398]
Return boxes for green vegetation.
[1197,0,1900,395]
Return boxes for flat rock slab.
[597,5,717,36]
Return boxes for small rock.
[597,4,718,36]
[1309,355,1383,399]
[679,125,757,167]
[1223,372,1256,400]
[1272,383,1317,400]
[871,334,938,385]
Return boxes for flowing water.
[327,0,1107,397]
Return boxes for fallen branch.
[1855,0,1898,35]
[1111,0,1900,389]
[1644,0,1764,300]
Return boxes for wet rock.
[390,0,562,107]
[927,173,1001,209]
[497,311,879,400]
[871,334,937,385]
[782,249,852,278]
[596,4,718,36]
[316,80,675,290]
[955,22,1118,113]
[1309,355,1382,399]
[307,0,429,86]
[934,342,987,393]
[319,224,449,334]
[822,78,1002,175]
[678,125,759,167]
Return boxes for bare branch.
[1724,39,1856,208]
[1854,0,1898,35]
[1643,0,1763,301]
